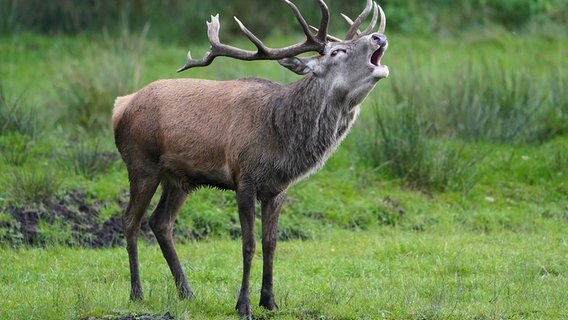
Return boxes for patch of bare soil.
[3,190,196,247]
[81,312,174,320]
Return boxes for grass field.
[2,228,567,319]
[0,25,567,319]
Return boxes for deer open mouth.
[370,47,385,67]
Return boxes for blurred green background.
[1,0,566,42]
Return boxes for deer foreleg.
[235,184,257,319]
[259,193,285,310]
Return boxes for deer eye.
[330,49,345,57]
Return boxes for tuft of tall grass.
[441,63,546,143]
[0,80,41,137]
[550,142,568,176]
[54,28,147,132]
[539,70,568,138]
[355,102,482,193]
[358,103,427,180]
[3,166,62,204]
[58,140,118,179]
[426,142,484,194]
[0,133,33,166]
[388,59,566,144]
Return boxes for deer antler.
[341,1,386,39]
[378,4,386,34]
[344,0,372,40]
[311,1,386,42]
[177,0,330,73]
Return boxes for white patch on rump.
[112,94,136,131]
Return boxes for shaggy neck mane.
[268,74,347,178]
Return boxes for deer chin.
[372,64,389,79]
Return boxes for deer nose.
[371,33,387,46]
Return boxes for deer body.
[115,74,372,199]
[114,0,388,318]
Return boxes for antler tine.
[206,14,222,45]
[177,1,330,73]
[344,0,373,40]
[177,14,223,72]
[176,50,212,73]
[233,16,269,54]
[283,0,329,42]
[314,0,330,42]
[361,2,379,36]
[340,13,361,38]
[283,0,317,42]
[378,3,386,34]
[309,25,341,42]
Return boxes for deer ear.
[278,57,319,75]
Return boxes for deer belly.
[160,154,235,191]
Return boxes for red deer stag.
[112,0,388,318]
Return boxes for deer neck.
[269,74,358,177]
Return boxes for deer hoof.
[236,298,252,319]
[259,294,278,310]
[129,289,144,301]
[178,286,194,300]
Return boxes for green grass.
[2,165,62,205]
[1,228,567,319]
[55,29,147,132]
[57,139,119,179]
[0,26,567,319]
[0,80,41,137]
[353,102,485,192]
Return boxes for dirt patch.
[81,312,174,320]
[3,190,196,248]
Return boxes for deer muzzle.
[371,33,387,47]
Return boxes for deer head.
[177,0,388,90]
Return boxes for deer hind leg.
[235,184,257,319]
[149,181,192,299]
[259,193,285,310]
[123,167,160,301]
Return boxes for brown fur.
[114,79,274,191]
